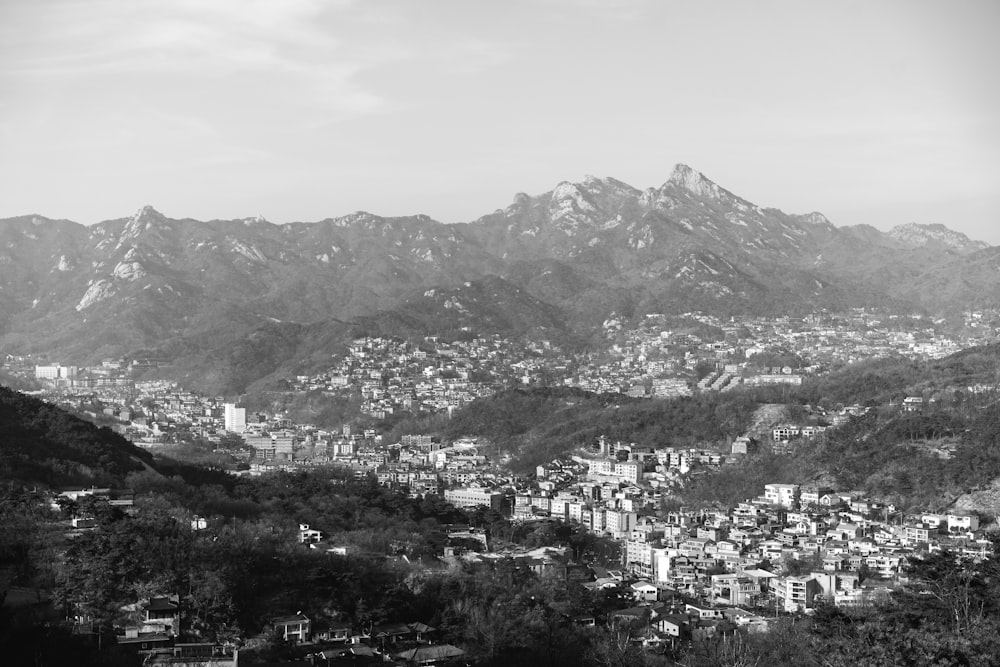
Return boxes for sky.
[2,0,999,244]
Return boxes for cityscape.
[2,306,998,663]
[3,1,999,665]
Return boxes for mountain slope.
[0,166,993,392]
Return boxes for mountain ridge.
[1,165,995,393]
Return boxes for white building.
[444,488,503,511]
[35,364,77,380]
[223,403,246,433]
[764,483,800,509]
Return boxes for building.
[34,364,77,380]
[764,483,800,509]
[272,430,297,459]
[777,575,822,613]
[731,436,756,456]
[588,458,641,484]
[772,425,801,441]
[273,613,311,642]
[444,488,503,511]
[604,509,637,537]
[946,512,979,533]
[223,403,246,433]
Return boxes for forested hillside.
[433,386,757,471]
[0,386,155,486]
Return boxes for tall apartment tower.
[223,403,246,433]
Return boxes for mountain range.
[1,164,996,393]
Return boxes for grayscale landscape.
[1,2,999,666]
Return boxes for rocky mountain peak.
[794,211,836,229]
[666,163,724,199]
[332,211,382,228]
[132,204,164,220]
[889,223,989,253]
[119,205,171,245]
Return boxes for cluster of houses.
[576,476,986,617]
[13,304,984,454]
[270,613,464,666]
[107,595,464,666]
[284,335,554,420]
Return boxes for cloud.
[1,0,383,118]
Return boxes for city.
[2,307,998,663]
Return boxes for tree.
[894,548,992,636]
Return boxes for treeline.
[0,386,154,487]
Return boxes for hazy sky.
[2,0,998,243]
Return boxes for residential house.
[299,523,323,544]
[631,580,659,602]
[273,612,311,643]
[395,643,467,666]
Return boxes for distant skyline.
[2,0,998,244]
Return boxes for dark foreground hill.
[0,386,155,487]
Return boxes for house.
[685,603,723,620]
[818,493,843,507]
[722,608,769,633]
[946,512,979,533]
[691,618,736,641]
[631,580,659,602]
[299,523,323,544]
[273,612,311,642]
[609,606,651,626]
[373,622,414,646]
[313,620,352,643]
[395,643,467,666]
[731,436,757,456]
[116,631,172,656]
[144,595,181,635]
[710,574,761,606]
[655,614,689,638]
[143,643,238,667]
[408,622,438,643]
[319,644,381,665]
[741,568,778,592]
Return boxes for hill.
[0,386,156,487]
[428,344,1000,510]
[432,386,756,472]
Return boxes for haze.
[1,0,998,244]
